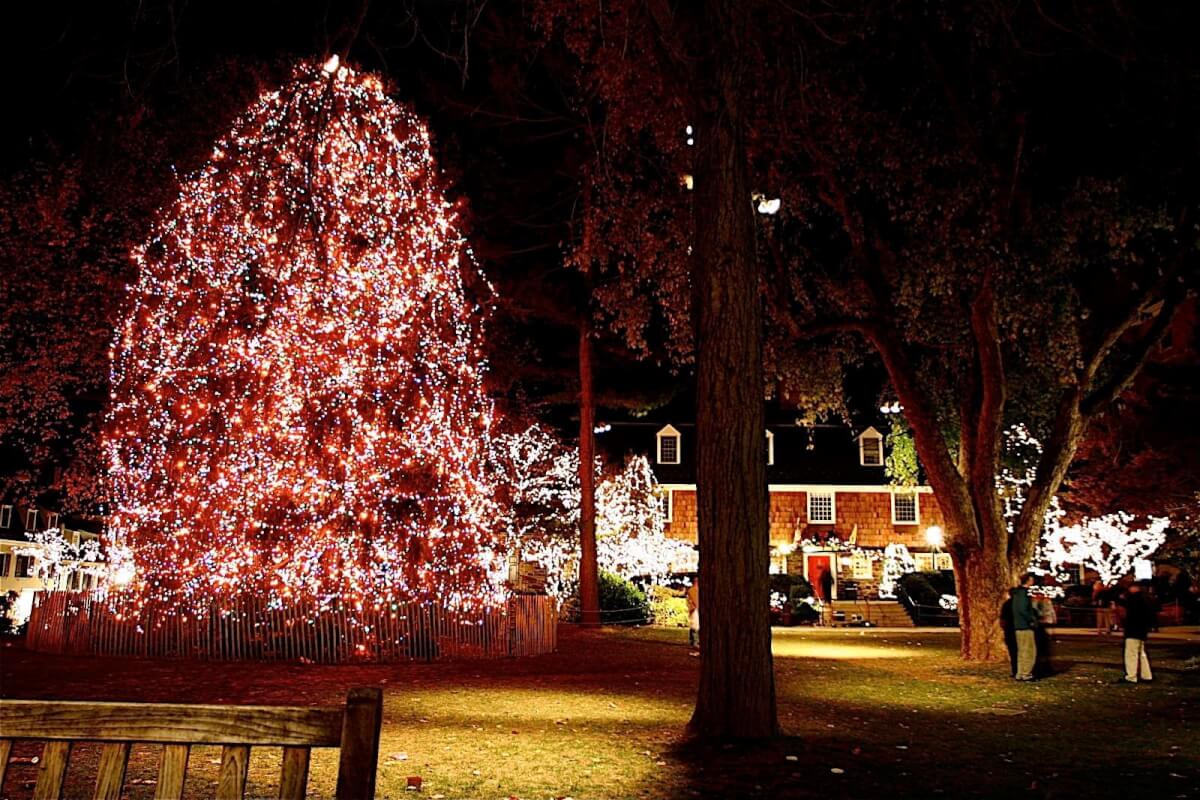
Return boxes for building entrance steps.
[824,598,915,628]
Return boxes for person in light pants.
[1011,573,1039,681]
[1118,580,1156,684]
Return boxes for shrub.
[599,570,650,624]
[0,593,17,637]
[792,601,820,624]
[769,574,814,606]
[898,572,943,608]
[926,569,956,596]
[649,585,689,627]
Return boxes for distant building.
[0,504,103,623]
[597,421,951,601]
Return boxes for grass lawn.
[1,625,1197,799]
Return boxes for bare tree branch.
[1082,289,1184,416]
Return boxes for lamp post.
[925,525,945,571]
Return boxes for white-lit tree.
[1041,513,1169,585]
[490,423,581,598]
[14,528,102,587]
[491,437,692,598]
[1002,424,1172,584]
[596,455,694,585]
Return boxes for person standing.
[819,566,834,604]
[1116,580,1156,684]
[1000,590,1018,678]
[686,578,700,649]
[1033,590,1057,678]
[1011,573,1039,681]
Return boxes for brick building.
[598,421,951,601]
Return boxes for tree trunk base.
[954,549,1017,662]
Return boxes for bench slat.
[0,738,11,789]
[33,741,71,800]
[154,744,189,800]
[93,742,130,800]
[0,700,342,746]
[278,746,311,800]
[334,688,383,800]
[216,745,250,800]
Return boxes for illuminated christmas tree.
[105,57,501,612]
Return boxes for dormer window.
[656,425,681,465]
[766,430,775,465]
[858,427,884,467]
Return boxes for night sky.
[3,1,1198,508]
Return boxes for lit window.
[766,430,775,465]
[0,505,10,528]
[656,425,681,465]
[808,491,835,524]
[25,509,37,530]
[892,492,919,525]
[15,554,35,578]
[859,427,884,466]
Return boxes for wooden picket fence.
[25,591,556,663]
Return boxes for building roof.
[0,504,103,538]
[597,422,895,486]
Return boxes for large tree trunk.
[688,0,778,739]
[952,539,1017,662]
[577,320,600,625]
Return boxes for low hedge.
[599,570,651,624]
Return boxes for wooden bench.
[0,688,383,800]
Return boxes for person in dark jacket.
[1000,591,1018,677]
[1011,573,1039,681]
[1117,580,1156,684]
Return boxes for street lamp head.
[924,526,944,548]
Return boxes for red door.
[807,555,833,601]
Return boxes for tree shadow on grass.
[666,698,1200,800]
